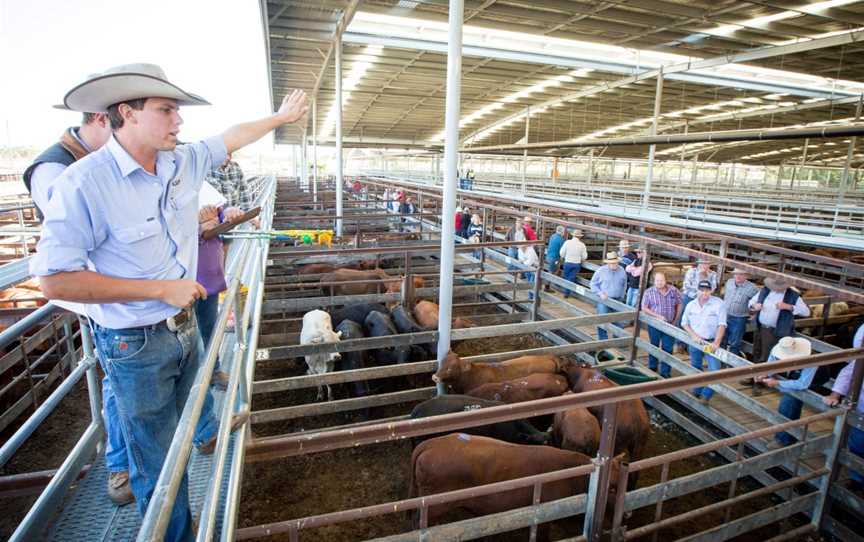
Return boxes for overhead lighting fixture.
[319,45,383,141]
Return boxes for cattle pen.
[5,1,864,541]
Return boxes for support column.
[521,106,530,194]
[587,149,594,185]
[300,135,308,191]
[834,94,862,232]
[641,68,664,211]
[435,0,463,395]
[335,34,344,237]
[791,138,809,190]
[312,97,319,203]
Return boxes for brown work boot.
[197,408,251,455]
[107,470,134,506]
[211,370,230,391]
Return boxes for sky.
[0,0,275,151]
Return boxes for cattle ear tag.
[119,341,129,351]
[457,433,471,441]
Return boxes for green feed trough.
[603,366,658,386]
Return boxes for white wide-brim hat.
[62,63,210,113]
[770,336,811,360]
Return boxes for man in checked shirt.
[206,153,260,229]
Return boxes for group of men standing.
[25,63,308,541]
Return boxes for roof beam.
[459,27,864,144]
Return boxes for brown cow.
[412,300,473,330]
[466,373,569,403]
[562,362,650,489]
[552,393,601,456]
[319,268,425,296]
[297,261,373,275]
[410,433,621,538]
[0,278,47,309]
[432,351,561,393]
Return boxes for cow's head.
[453,317,474,329]
[431,351,468,384]
[412,276,426,289]
[518,425,552,446]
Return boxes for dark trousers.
[754,326,783,363]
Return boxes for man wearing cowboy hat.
[758,336,814,449]
[559,228,587,298]
[544,225,566,287]
[748,276,810,364]
[721,268,759,356]
[521,215,538,241]
[590,251,628,341]
[681,280,727,405]
[30,63,308,542]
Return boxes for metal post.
[335,34,344,237]
[300,135,308,192]
[530,250,544,321]
[312,97,319,203]
[521,107,530,194]
[641,68,664,210]
[627,244,651,364]
[584,403,619,542]
[833,94,863,232]
[435,0,463,396]
[587,149,594,185]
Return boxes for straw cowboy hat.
[732,268,749,275]
[604,251,620,264]
[770,337,811,360]
[62,63,210,113]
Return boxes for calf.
[297,260,374,275]
[563,362,650,488]
[432,351,560,394]
[410,433,621,537]
[320,269,425,296]
[300,309,342,401]
[330,303,387,328]
[363,311,412,365]
[334,320,370,401]
[410,395,550,445]
[465,373,569,403]
[412,300,474,330]
[552,394,601,456]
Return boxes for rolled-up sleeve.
[717,303,727,327]
[30,179,97,277]
[182,136,228,190]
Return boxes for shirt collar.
[107,136,144,178]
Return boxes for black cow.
[334,320,370,401]
[410,395,551,446]
[330,303,387,328]
[391,305,435,361]
[364,311,412,365]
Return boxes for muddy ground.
[241,328,826,541]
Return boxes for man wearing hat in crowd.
[559,228,587,298]
[823,322,864,488]
[748,276,811,364]
[758,336,814,449]
[678,259,719,349]
[522,215,538,241]
[681,279,727,405]
[590,251,628,340]
[30,63,308,542]
[505,217,526,272]
[544,225,566,289]
[721,268,760,357]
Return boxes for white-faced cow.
[300,309,342,401]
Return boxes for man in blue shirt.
[590,251,628,341]
[544,225,565,291]
[30,63,308,542]
[759,337,814,449]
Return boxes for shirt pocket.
[114,220,162,245]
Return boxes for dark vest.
[755,287,800,337]
[22,141,77,220]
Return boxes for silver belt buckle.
[166,308,191,332]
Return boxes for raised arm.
[222,90,308,154]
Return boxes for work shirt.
[559,238,588,264]
[767,354,817,393]
[748,290,811,328]
[545,233,564,262]
[682,268,718,299]
[723,278,760,317]
[205,160,252,210]
[641,285,683,323]
[518,246,540,268]
[30,135,227,329]
[29,127,93,212]
[831,324,864,413]
[590,265,627,300]
[681,295,727,340]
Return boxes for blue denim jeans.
[525,272,535,300]
[562,263,581,297]
[94,319,219,542]
[775,394,803,446]
[103,376,129,473]
[849,426,864,484]
[507,247,519,272]
[595,301,624,341]
[689,345,721,399]
[721,315,748,356]
[647,326,674,377]
[195,295,220,351]
[626,287,639,307]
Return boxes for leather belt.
[166,307,193,332]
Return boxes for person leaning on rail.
[29,63,308,542]
[757,337,814,450]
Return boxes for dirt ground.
[240,329,827,542]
